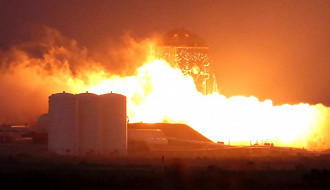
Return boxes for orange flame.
[68,60,329,150]
[0,28,328,150]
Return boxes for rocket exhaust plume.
[0,27,329,150]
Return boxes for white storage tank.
[76,92,103,155]
[100,93,127,155]
[48,92,78,155]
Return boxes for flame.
[0,28,329,150]
[68,59,329,150]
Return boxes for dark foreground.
[1,143,330,190]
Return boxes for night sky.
[1,0,329,106]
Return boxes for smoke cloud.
[0,26,329,151]
[0,26,155,125]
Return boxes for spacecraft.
[154,28,219,95]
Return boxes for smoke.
[116,61,330,150]
[306,104,330,149]
[0,26,155,125]
[1,26,329,150]
[99,33,158,76]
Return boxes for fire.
[70,60,329,150]
[0,28,328,150]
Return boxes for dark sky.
[1,0,329,106]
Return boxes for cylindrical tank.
[35,113,49,133]
[100,93,127,155]
[76,92,102,155]
[48,92,78,155]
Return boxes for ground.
[1,142,330,190]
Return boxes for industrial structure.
[0,124,32,143]
[76,93,103,155]
[48,92,127,156]
[100,93,127,155]
[48,92,79,155]
[154,28,219,95]
[44,91,215,156]
[47,91,215,155]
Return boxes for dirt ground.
[1,142,330,190]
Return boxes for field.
[1,142,330,190]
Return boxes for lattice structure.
[155,29,219,95]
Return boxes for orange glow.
[66,59,330,150]
[1,29,328,151]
